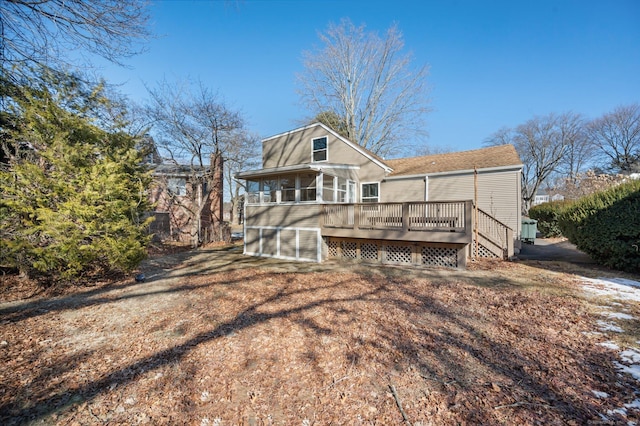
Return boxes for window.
[312,137,327,162]
[323,175,335,202]
[337,177,354,203]
[246,180,260,204]
[361,182,379,203]
[262,179,277,203]
[167,178,186,196]
[280,176,296,202]
[299,174,317,202]
[348,181,356,203]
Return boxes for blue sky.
[98,0,640,155]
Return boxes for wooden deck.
[320,201,473,244]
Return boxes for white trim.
[236,163,360,180]
[313,164,360,171]
[425,175,429,201]
[384,164,523,180]
[262,122,392,173]
[316,173,323,202]
[244,226,322,262]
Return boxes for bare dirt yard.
[2,243,640,425]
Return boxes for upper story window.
[312,137,328,162]
[361,182,379,203]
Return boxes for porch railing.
[321,201,470,233]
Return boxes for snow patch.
[621,349,640,365]
[597,320,624,333]
[581,276,640,421]
[582,277,640,302]
[601,312,635,320]
[599,341,620,350]
[614,362,640,382]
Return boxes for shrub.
[528,201,573,238]
[0,73,152,284]
[558,179,640,273]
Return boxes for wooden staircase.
[473,207,514,260]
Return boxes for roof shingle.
[386,145,522,176]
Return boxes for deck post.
[402,202,410,233]
[464,201,473,236]
[506,228,514,259]
[354,204,360,230]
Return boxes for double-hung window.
[361,182,379,203]
[323,175,335,202]
[280,176,296,202]
[312,137,327,162]
[336,177,355,203]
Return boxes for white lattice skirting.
[327,238,461,268]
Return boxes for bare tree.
[146,79,249,244]
[223,132,260,225]
[556,112,595,182]
[298,18,431,157]
[1,0,150,76]
[487,113,581,213]
[587,103,640,174]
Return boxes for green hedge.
[558,180,640,273]
[528,201,573,238]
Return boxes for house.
[236,123,523,268]
[143,149,226,246]
[532,190,565,206]
[148,163,217,244]
[532,193,550,206]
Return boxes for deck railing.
[474,207,514,258]
[321,201,470,233]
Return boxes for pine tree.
[1,72,152,284]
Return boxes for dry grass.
[0,251,638,425]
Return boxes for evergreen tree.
[0,72,152,284]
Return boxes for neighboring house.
[236,123,523,268]
[533,193,550,206]
[532,191,565,206]
[140,135,226,245]
[148,163,216,244]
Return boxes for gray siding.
[381,177,426,202]
[428,170,521,236]
[262,125,387,185]
[280,229,297,258]
[244,228,260,255]
[245,204,321,228]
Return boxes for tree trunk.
[206,152,230,243]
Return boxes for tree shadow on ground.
[1,249,637,424]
